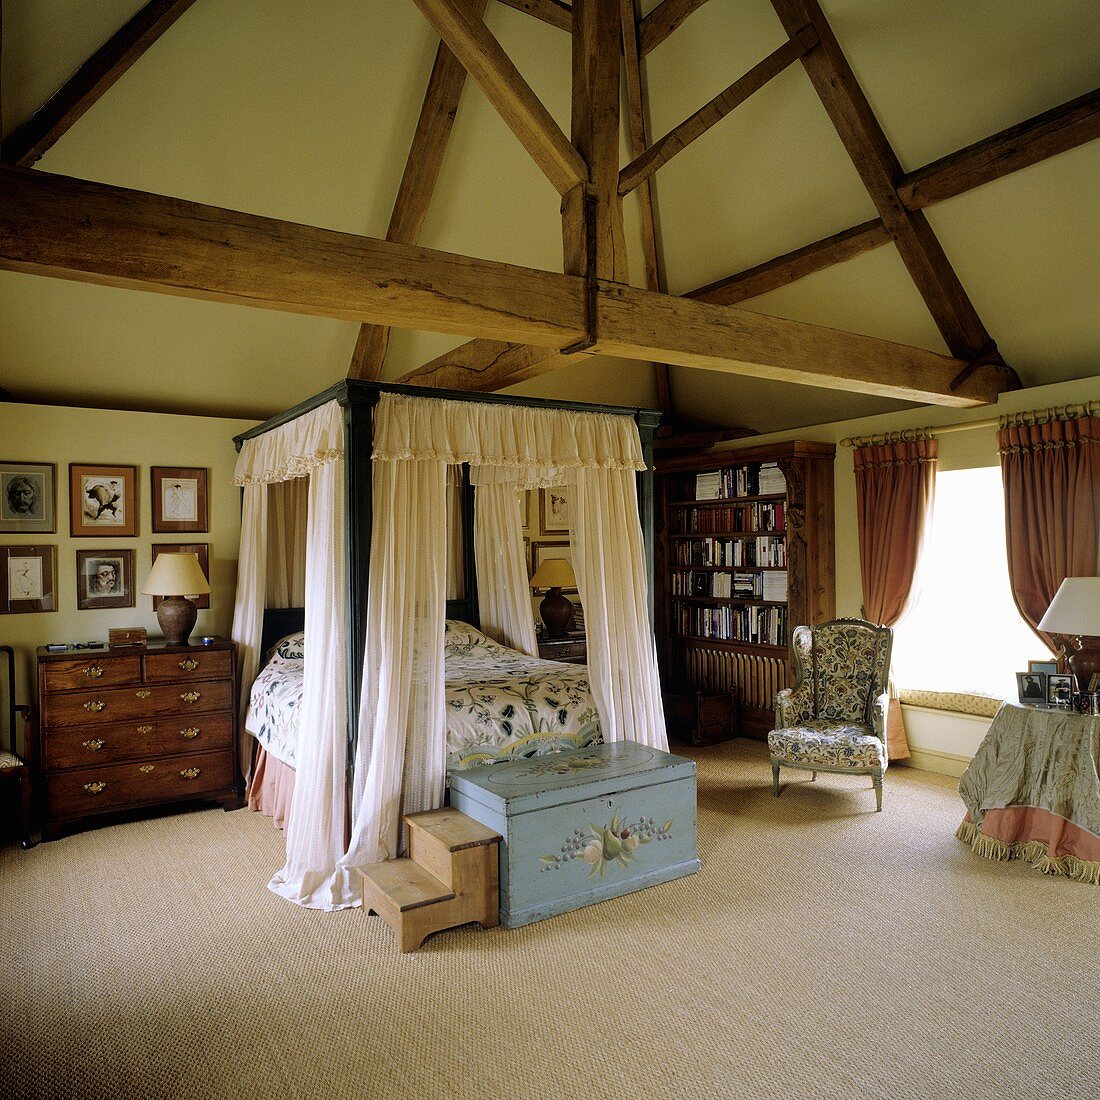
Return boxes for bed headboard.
[261,607,305,660]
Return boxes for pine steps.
[361,807,502,952]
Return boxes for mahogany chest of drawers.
[36,639,240,839]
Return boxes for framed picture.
[152,467,208,533]
[1,545,57,613]
[76,549,134,610]
[70,464,137,537]
[523,536,531,576]
[531,541,577,593]
[540,486,570,534]
[1027,659,1058,675]
[0,461,56,533]
[1017,672,1046,706]
[151,543,210,609]
[523,489,533,531]
[1046,674,1073,708]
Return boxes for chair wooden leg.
[771,760,780,797]
[811,771,817,781]
[872,771,883,812]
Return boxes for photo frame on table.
[1027,659,1058,676]
[70,464,137,537]
[0,461,56,534]
[152,467,208,533]
[151,543,210,609]
[1017,671,1046,706]
[531,541,577,593]
[1,544,57,613]
[76,549,134,610]
[539,487,571,534]
[1046,674,1073,708]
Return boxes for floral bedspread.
[244,623,602,772]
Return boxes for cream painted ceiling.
[1,0,1098,431]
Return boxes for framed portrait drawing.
[70,464,137,537]
[531,541,577,593]
[539,487,570,534]
[0,461,56,533]
[76,549,134,610]
[152,467,208,533]
[1017,671,1046,706]
[151,543,210,609]
[1,545,57,613]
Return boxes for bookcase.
[655,441,836,741]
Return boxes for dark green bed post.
[636,410,662,631]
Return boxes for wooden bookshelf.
[656,441,835,740]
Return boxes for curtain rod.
[840,401,1100,447]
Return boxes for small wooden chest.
[448,741,700,929]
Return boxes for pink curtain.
[998,413,1100,653]
[854,437,938,760]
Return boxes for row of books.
[694,461,785,501]
[672,501,785,534]
[674,604,788,646]
[671,570,789,600]
[671,536,788,567]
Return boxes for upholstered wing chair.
[768,619,893,812]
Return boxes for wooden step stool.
[361,807,502,952]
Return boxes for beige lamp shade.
[1037,577,1100,635]
[530,557,576,590]
[141,552,211,597]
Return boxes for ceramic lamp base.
[539,587,574,639]
[157,595,198,647]
[1067,636,1100,691]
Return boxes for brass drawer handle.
[137,725,153,735]
[180,767,201,779]
[139,764,155,773]
[83,781,106,795]
[81,738,106,752]
[135,689,151,699]
[82,665,104,679]
[180,727,200,740]
[83,700,105,713]
[178,658,199,671]
[180,691,201,703]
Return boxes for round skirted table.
[957,701,1100,884]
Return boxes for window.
[891,466,1048,698]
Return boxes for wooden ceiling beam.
[771,0,1011,375]
[638,0,713,57]
[619,26,817,196]
[398,340,583,390]
[0,166,1008,407]
[349,0,487,382]
[898,87,1100,211]
[2,0,198,167]
[494,0,572,32]
[410,0,587,195]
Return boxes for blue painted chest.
[448,740,700,929]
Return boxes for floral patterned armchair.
[768,618,893,812]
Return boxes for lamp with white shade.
[1037,576,1100,689]
[141,552,211,646]
[529,557,576,638]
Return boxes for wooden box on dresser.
[36,639,240,839]
[656,442,836,741]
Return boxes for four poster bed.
[230,380,665,911]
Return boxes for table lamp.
[530,557,576,638]
[1037,576,1100,689]
[141,552,211,646]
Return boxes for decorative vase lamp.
[530,557,576,639]
[141,552,211,646]
[1037,576,1100,690]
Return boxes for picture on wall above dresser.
[152,467,208,533]
[0,461,56,533]
[76,549,134,611]
[70,464,137,537]
[0,544,57,613]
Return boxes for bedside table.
[537,635,587,664]
[36,638,240,839]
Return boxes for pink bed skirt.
[958,808,1100,884]
[246,746,296,831]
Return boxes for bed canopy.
[231,381,664,911]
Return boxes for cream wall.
[0,401,258,752]
[712,374,1100,773]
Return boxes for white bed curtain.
[474,483,538,656]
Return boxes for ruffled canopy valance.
[234,401,344,486]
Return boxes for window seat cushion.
[898,688,1001,718]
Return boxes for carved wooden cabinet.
[36,639,240,839]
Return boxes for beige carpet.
[3,738,1098,1100]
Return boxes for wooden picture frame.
[523,489,533,530]
[539,486,570,534]
[152,467,208,533]
[0,461,57,533]
[70,464,137,537]
[1,544,57,613]
[1027,659,1058,675]
[531,541,577,593]
[151,543,210,609]
[76,549,134,610]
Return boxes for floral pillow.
[273,631,305,662]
